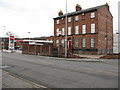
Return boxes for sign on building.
[9,35,14,50]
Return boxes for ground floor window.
[90,38,95,48]
[74,38,79,47]
[61,39,64,47]
[56,39,59,47]
[82,38,86,47]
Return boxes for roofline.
[53,4,106,20]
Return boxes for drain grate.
[0,65,11,69]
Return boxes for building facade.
[53,3,113,55]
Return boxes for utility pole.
[3,26,5,50]
[28,32,30,44]
[65,0,68,58]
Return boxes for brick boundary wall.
[100,53,120,59]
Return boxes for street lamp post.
[65,0,68,58]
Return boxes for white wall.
[113,33,120,54]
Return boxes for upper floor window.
[91,12,95,18]
[90,38,95,48]
[75,26,79,34]
[62,18,65,24]
[68,17,71,22]
[56,28,60,36]
[75,16,79,21]
[91,23,95,33]
[82,13,85,20]
[56,20,59,24]
[82,24,86,34]
[62,28,65,35]
[74,38,79,48]
[82,38,86,48]
[82,13,85,16]
[68,27,71,35]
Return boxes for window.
[68,17,71,22]
[91,12,95,18]
[62,18,64,24]
[75,26,79,34]
[61,39,64,47]
[82,25,86,34]
[56,28,59,36]
[91,38,95,48]
[91,23,95,33]
[75,16,79,21]
[82,13,85,16]
[74,38,79,47]
[56,20,59,24]
[56,39,59,47]
[68,27,71,35]
[82,38,86,47]
[82,13,85,20]
[62,28,65,35]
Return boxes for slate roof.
[53,4,106,19]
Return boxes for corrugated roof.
[53,4,106,19]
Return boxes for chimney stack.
[58,10,63,16]
[76,4,82,12]
[105,2,109,10]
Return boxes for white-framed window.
[68,17,71,22]
[74,38,79,47]
[56,39,59,47]
[62,28,65,35]
[91,12,95,18]
[82,38,86,48]
[75,16,79,21]
[56,28,59,36]
[56,20,59,24]
[82,24,86,34]
[91,23,95,33]
[61,39,64,47]
[68,27,71,35]
[82,13,85,16]
[75,26,79,34]
[91,38,95,48]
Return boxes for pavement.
[3,49,22,53]
[2,70,48,88]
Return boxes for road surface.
[2,52,118,88]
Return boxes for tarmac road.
[2,52,118,88]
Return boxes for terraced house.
[53,3,113,55]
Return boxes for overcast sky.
[0,0,119,38]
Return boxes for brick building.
[53,3,113,55]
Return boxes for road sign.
[10,36,14,40]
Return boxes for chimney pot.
[58,10,63,16]
[76,4,82,12]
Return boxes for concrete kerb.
[50,57,104,62]
[62,58,104,62]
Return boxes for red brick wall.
[98,5,113,54]
[100,53,120,59]
[53,4,113,55]
[22,44,53,56]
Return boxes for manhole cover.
[0,65,11,69]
